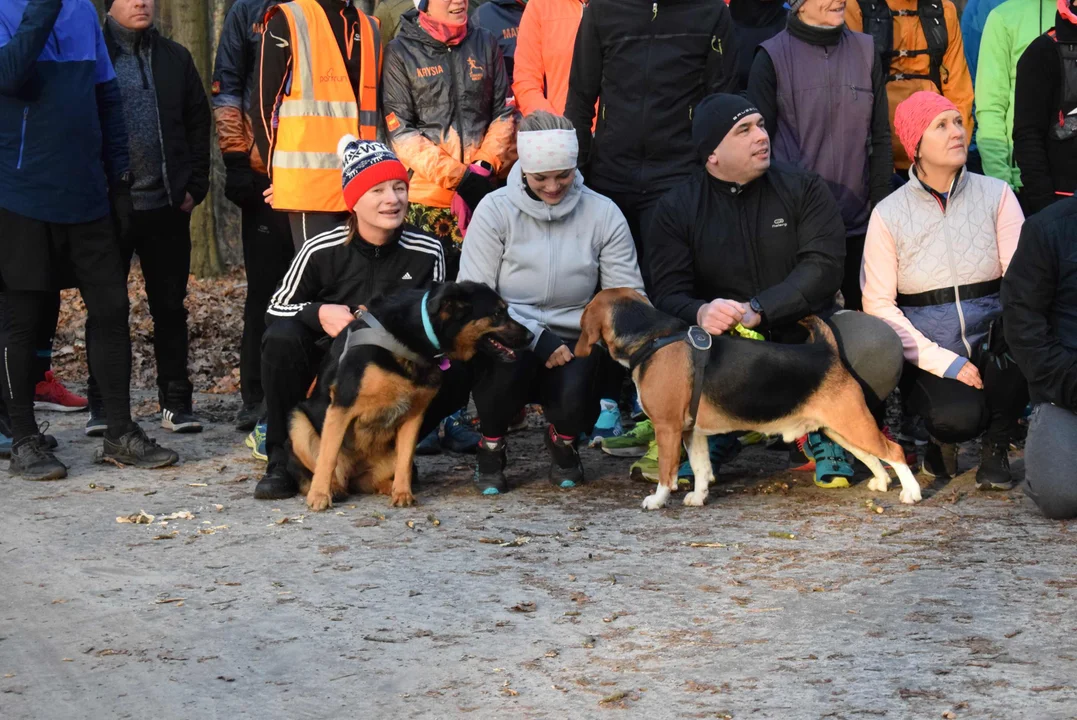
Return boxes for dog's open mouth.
[483,335,518,361]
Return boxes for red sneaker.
[34,371,89,412]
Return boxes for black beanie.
[105,0,115,9]
[692,93,761,161]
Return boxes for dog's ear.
[435,283,474,322]
[574,303,603,358]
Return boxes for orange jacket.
[845,0,973,170]
[512,0,584,117]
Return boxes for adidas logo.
[401,271,413,280]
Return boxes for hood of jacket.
[504,163,585,221]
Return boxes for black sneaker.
[234,400,263,433]
[9,435,67,481]
[254,461,298,500]
[544,425,584,489]
[103,425,179,469]
[474,437,507,496]
[898,415,930,446]
[37,422,58,450]
[976,442,1014,490]
[85,404,107,438]
[159,382,202,434]
[922,439,959,478]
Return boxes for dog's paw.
[867,475,890,493]
[306,490,332,512]
[682,491,708,507]
[899,485,923,505]
[390,490,416,508]
[641,493,667,510]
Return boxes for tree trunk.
[162,0,223,277]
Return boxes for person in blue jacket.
[473,0,525,87]
[0,0,179,481]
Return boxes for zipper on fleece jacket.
[16,107,28,170]
[935,176,974,357]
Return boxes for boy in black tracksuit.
[96,1,212,434]
[255,138,468,499]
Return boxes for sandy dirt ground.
[1,394,1075,720]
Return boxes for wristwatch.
[749,297,765,321]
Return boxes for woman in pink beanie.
[861,91,1029,491]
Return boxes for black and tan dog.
[576,289,921,510]
[289,282,532,512]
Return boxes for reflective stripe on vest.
[269,0,382,212]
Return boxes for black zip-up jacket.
[1012,14,1077,215]
[1002,196,1077,408]
[266,223,446,332]
[647,163,846,340]
[564,0,738,194]
[104,23,211,207]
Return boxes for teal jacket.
[973,0,1055,187]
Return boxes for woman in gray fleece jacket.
[458,112,645,495]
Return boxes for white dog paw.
[867,476,890,493]
[641,494,667,510]
[900,486,923,505]
[682,491,708,507]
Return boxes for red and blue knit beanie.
[337,135,409,211]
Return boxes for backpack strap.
[916,0,948,92]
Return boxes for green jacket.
[974,0,1055,188]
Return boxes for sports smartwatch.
[749,297,765,323]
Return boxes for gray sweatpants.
[1024,403,1077,520]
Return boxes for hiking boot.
[103,425,179,469]
[474,437,507,495]
[34,371,88,412]
[602,419,654,457]
[544,425,584,489]
[254,461,298,500]
[801,432,854,489]
[976,442,1014,491]
[159,382,203,434]
[588,398,624,446]
[234,400,263,432]
[246,423,267,462]
[8,435,67,481]
[678,433,742,483]
[440,410,481,453]
[922,439,959,478]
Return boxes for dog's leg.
[826,429,890,493]
[826,427,922,505]
[390,411,425,508]
[306,404,351,512]
[682,428,713,508]
[642,424,682,510]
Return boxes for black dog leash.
[627,326,712,424]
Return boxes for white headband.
[517,129,579,173]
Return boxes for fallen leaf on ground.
[509,602,536,613]
[500,536,530,547]
[768,531,796,540]
[159,511,195,521]
[427,514,440,526]
[599,691,628,705]
[479,537,504,544]
[155,597,185,604]
[686,541,726,548]
[116,511,154,524]
[153,532,178,540]
[213,504,224,512]
[186,483,208,488]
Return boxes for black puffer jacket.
[103,23,211,207]
[564,0,738,194]
[647,164,846,340]
[1002,196,1077,408]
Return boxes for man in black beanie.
[644,93,905,491]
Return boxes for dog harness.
[340,310,427,366]
[627,326,712,424]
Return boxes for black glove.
[223,151,259,207]
[110,187,134,244]
[454,166,496,212]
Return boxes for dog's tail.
[797,315,840,355]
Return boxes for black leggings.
[900,360,1028,445]
[471,348,606,438]
[0,291,59,395]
